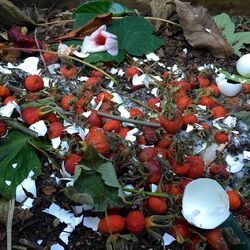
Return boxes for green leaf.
[232,111,250,128]
[73,13,96,29]
[213,13,235,37]
[20,96,55,109]
[0,131,42,199]
[219,69,250,83]
[72,1,134,19]
[65,145,125,211]
[108,16,164,56]
[222,214,250,250]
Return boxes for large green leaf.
[219,69,250,83]
[72,1,134,19]
[108,16,164,56]
[0,130,42,199]
[73,13,96,29]
[64,145,125,211]
[214,13,250,56]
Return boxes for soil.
[0,5,249,250]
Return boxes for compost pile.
[0,1,250,250]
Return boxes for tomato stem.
[122,187,168,198]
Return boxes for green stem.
[122,187,168,198]
[97,111,161,128]
[7,199,15,250]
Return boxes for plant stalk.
[7,198,15,250]
[122,187,168,198]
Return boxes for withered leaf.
[0,43,21,62]
[174,0,233,58]
[55,13,112,41]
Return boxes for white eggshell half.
[182,178,230,229]
[236,54,250,78]
[216,73,242,97]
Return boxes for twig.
[96,111,161,128]
[18,239,44,250]
[34,28,46,66]
[7,198,15,250]
[37,19,74,26]
[5,83,26,95]
[0,118,38,137]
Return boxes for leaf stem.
[96,111,161,128]
[122,187,168,198]
[0,118,38,137]
[7,198,15,250]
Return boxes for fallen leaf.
[0,0,35,27]
[55,13,112,41]
[174,0,233,58]
[0,43,21,62]
[16,208,33,224]
[42,185,56,196]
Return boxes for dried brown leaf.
[55,13,112,41]
[0,43,21,62]
[174,0,233,58]
[0,0,35,27]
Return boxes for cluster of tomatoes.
[0,52,250,249]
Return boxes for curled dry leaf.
[174,0,233,58]
[55,13,112,41]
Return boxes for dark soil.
[0,6,249,250]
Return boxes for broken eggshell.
[216,73,242,97]
[236,53,250,78]
[182,178,230,229]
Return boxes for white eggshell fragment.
[182,178,230,229]
[236,54,250,78]
[216,73,242,97]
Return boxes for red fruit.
[75,96,85,110]
[147,98,162,111]
[170,220,191,244]
[176,96,192,111]
[87,110,102,127]
[211,106,226,119]
[198,96,215,108]
[157,133,173,148]
[143,126,157,144]
[119,127,130,139]
[95,92,113,104]
[199,122,210,131]
[185,155,204,179]
[198,76,210,88]
[179,178,193,190]
[86,129,109,155]
[61,95,75,111]
[21,107,40,125]
[98,214,125,236]
[59,66,78,78]
[160,110,183,133]
[147,197,167,214]
[103,120,121,133]
[242,83,250,94]
[64,153,82,175]
[43,113,59,123]
[48,122,64,139]
[226,190,241,210]
[176,80,191,91]
[156,147,168,158]
[188,235,201,250]
[214,132,228,144]
[241,199,250,218]
[205,85,220,96]
[206,228,229,250]
[125,67,141,80]
[138,147,158,162]
[42,52,58,65]
[209,164,229,181]
[0,85,10,98]
[164,183,183,196]
[182,113,198,127]
[172,162,191,175]
[91,70,103,77]
[86,76,101,86]
[0,121,7,136]
[128,108,145,119]
[136,135,147,145]
[24,75,44,92]
[28,92,40,101]
[3,95,14,105]
[126,211,146,235]
[146,160,162,184]
[174,88,187,101]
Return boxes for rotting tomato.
[103,120,121,133]
[0,121,7,136]
[48,121,64,139]
[0,85,10,98]
[172,162,191,175]
[226,190,241,210]
[182,113,198,127]
[61,95,75,111]
[160,110,183,133]
[128,108,145,119]
[157,133,173,148]
[170,219,191,244]
[143,126,157,144]
[87,110,102,127]
[198,95,216,108]
[147,97,162,111]
[86,76,101,86]
[176,96,193,111]
[211,106,226,119]
[125,67,141,80]
[86,129,109,155]
[205,84,220,96]
[95,92,113,104]
[42,52,58,65]
[59,66,78,78]
[214,131,229,144]
[146,197,167,214]
[64,153,82,175]
[209,163,230,181]
[198,75,210,88]
[146,160,162,184]
[118,127,130,139]
[3,95,14,105]
[206,228,229,250]
[138,147,158,162]
[185,155,204,179]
